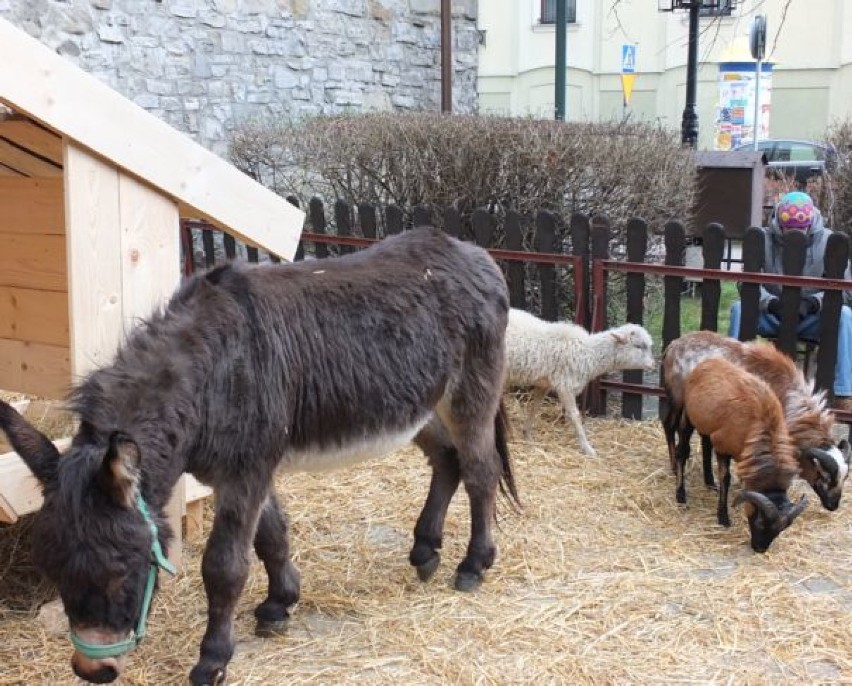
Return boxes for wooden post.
[777,230,807,358]
[534,210,559,322]
[739,226,765,342]
[359,203,377,240]
[589,215,610,415]
[700,223,725,332]
[201,229,215,268]
[815,232,850,399]
[286,196,303,262]
[471,208,495,249]
[412,204,433,228]
[659,221,685,421]
[505,210,526,310]
[335,199,354,255]
[623,218,647,420]
[385,204,404,235]
[308,197,329,259]
[443,206,462,239]
[570,212,591,329]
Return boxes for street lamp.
[658,1,738,148]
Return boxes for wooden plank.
[778,230,807,358]
[0,18,303,260]
[0,233,67,291]
[118,172,181,332]
[64,143,123,381]
[385,204,403,236]
[0,118,63,165]
[570,212,591,329]
[309,197,329,258]
[623,217,648,420]
[335,199,354,256]
[0,177,64,234]
[0,163,24,177]
[443,205,462,239]
[534,210,559,322]
[0,438,72,521]
[738,227,765,342]
[0,286,69,346]
[0,338,71,398]
[659,221,685,421]
[0,138,62,177]
[815,232,849,399]
[700,223,725,332]
[505,210,526,310]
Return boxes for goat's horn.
[733,490,780,524]
[806,447,839,480]
[777,494,809,532]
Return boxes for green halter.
[69,494,176,659]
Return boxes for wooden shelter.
[0,18,305,562]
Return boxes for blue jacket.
[758,207,852,312]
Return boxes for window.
[699,0,733,17]
[540,0,577,24]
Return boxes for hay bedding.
[1,395,851,685]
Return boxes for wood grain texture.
[0,338,71,397]
[0,286,69,346]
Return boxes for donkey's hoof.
[189,666,226,686]
[454,571,482,592]
[255,617,290,638]
[416,553,441,582]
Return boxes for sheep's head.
[733,489,808,553]
[802,440,851,511]
[610,325,655,372]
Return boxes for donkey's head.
[0,401,171,684]
[609,324,656,372]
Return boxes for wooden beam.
[0,233,67,291]
[0,117,63,165]
[0,286,69,346]
[0,138,62,177]
[0,177,64,234]
[64,143,123,381]
[0,18,303,260]
[0,338,71,399]
[0,163,24,176]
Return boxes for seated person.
[727,191,852,410]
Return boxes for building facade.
[1,0,480,155]
[477,0,852,150]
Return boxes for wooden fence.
[181,198,852,426]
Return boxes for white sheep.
[504,308,656,455]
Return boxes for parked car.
[733,138,838,184]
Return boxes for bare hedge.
[228,112,697,240]
[824,118,852,236]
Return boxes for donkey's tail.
[495,399,521,511]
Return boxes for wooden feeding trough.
[0,18,304,563]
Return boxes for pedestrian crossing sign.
[621,44,636,74]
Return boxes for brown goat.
[683,357,808,552]
[662,331,850,510]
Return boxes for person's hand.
[798,295,821,318]
[766,297,782,317]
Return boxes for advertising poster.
[713,61,773,151]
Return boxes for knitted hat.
[775,191,815,230]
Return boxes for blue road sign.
[621,44,636,74]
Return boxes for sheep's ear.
[610,331,628,345]
[97,431,141,508]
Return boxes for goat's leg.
[701,434,717,490]
[410,417,461,582]
[675,422,694,504]
[523,385,548,441]
[189,484,266,686]
[662,400,681,473]
[716,454,732,527]
[253,491,301,637]
[557,387,595,456]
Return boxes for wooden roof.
[0,19,303,260]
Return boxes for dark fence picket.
[505,210,526,310]
[570,212,591,329]
[700,223,725,331]
[535,210,559,321]
[359,203,377,240]
[623,218,648,419]
[738,226,765,341]
[386,204,404,235]
[777,230,807,358]
[283,195,300,263]
[201,228,215,268]
[335,199,354,255]
[659,221,685,420]
[223,233,237,261]
[246,245,259,263]
[472,209,495,249]
[412,204,433,228]
[589,215,611,415]
[815,232,850,398]
[308,197,329,259]
[444,206,462,239]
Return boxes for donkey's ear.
[0,400,61,487]
[98,432,141,508]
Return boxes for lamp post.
[657,1,738,148]
[555,0,568,120]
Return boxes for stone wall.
[1,0,479,156]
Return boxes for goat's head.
[610,325,656,371]
[733,489,808,553]
[801,440,851,511]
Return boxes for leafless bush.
[229,112,697,241]
[824,118,852,236]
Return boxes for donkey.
[0,227,520,686]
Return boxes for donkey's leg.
[189,485,266,686]
[410,417,461,582]
[253,491,301,637]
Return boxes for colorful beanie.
[775,191,815,230]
